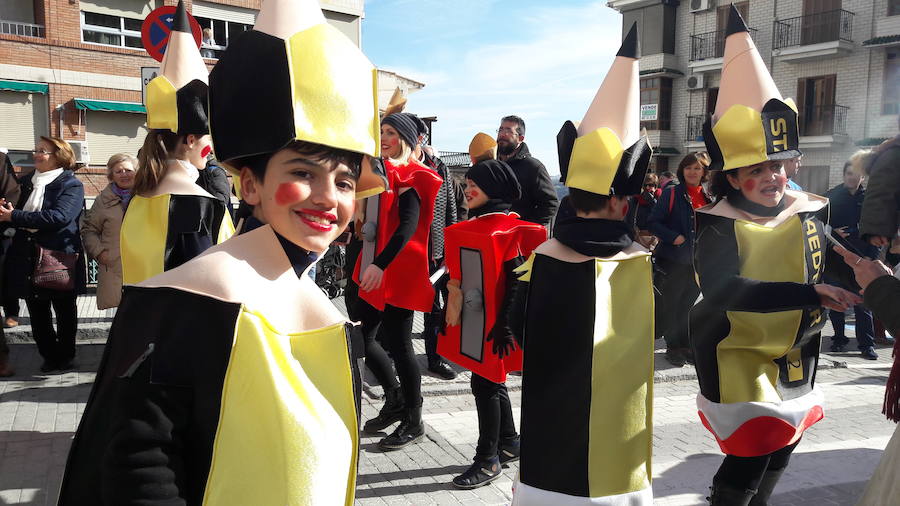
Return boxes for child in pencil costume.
[510,23,655,505]
[439,133,546,489]
[57,0,386,504]
[691,7,861,505]
[120,1,233,285]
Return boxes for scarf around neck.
[23,168,64,212]
[728,190,786,217]
[469,199,512,218]
[111,183,132,208]
[554,217,634,258]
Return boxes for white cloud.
[375,1,623,175]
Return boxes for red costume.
[354,159,441,312]
[438,212,546,383]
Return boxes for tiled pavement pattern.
[0,294,896,505]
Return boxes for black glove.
[486,325,516,359]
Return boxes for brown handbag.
[33,245,78,291]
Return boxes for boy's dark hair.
[501,115,526,135]
[708,170,739,202]
[568,187,611,213]
[233,140,363,182]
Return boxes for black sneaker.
[39,361,57,373]
[498,437,520,465]
[378,408,425,451]
[664,349,685,368]
[427,361,457,380]
[861,347,879,360]
[829,342,847,353]
[452,458,501,489]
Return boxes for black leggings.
[655,257,700,349]
[471,373,517,461]
[360,302,422,408]
[715,440,800,491]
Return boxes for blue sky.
[362,0,624,176]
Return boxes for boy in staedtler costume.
[120,1,233,286]
[510,23,655,505]
[439,133,546,489]
[57,0,387,504]
[690,6,860,505]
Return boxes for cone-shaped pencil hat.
[558,22,650,196]
[383,87,407,117]
[469,133,497,165]
[703,4,801,171]
[208,0,383,197]
[145,0,209,135]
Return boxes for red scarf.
[686,184,708,209]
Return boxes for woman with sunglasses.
[0,136,85,373]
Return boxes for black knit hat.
[466,159,522,204]
[381,113,419,149]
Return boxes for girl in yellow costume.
[120,1,233,286]
[58,0,385,504]
[691,7,861,505]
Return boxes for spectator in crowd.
[859,123,900,252]
[785,156,803,191]
[0,136,85,373]
[824,158,879,359]
[629,172,661,248]
[408,114,460,380]
[648,151,712,366]
[659,170,677,190]
[834,245,900,504]
[496,115,558,228]
[200,27,216,58]
[80,153,136,311]
[0,149,20,376]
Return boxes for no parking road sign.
[141,5,202,62]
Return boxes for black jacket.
[503,143,558,228]
[859,139,900,241]
[648,183,708,265]
[5,169,86,298]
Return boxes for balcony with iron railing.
[684,115,708,144]
[0,19,44,38]
[799,104,849,137]
[689,28,758,72]
[772,10,854,62]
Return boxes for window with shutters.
[884,50,900,115]
[890,0,900,16]
[640,77,672,131]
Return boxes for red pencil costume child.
[440,133,546,488]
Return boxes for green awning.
[0,80,48,94]
[74,98,145,113]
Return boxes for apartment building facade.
[0,0,422,195]
[608,0,900,195]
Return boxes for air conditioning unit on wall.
[690,0,713,13]
[68,141,90,165]
[686,74,706,90]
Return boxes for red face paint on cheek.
[275,182,303,206]
[774,174,787,186]
[200,145,211,158]
[743,179,756,192]
[622,202,629,217]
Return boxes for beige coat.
[81,184,125,309]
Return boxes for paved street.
[0,295,896,505]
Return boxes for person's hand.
[834,226,849,239]
[673,235,686,246]
[869,235,890,247]
[0,202,14,222]
[97,250,110,267]
[813,284,862,312]
[487,326,516,359]
[359,264,384,292]
[834,244,894,292]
